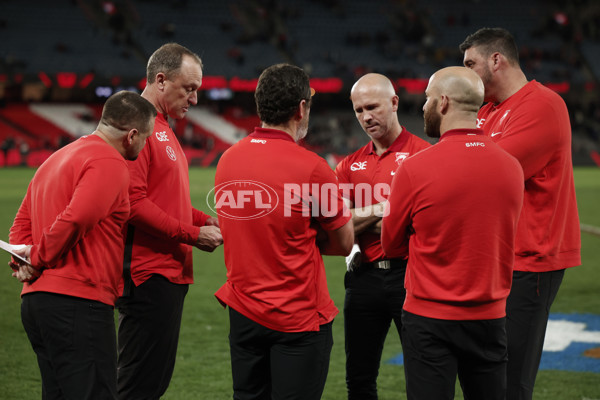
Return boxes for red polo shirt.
[126,113,209,286]
[477,80,581,272]
[10,135,130,306]
[335,128,430,262]
[214,127,351,332]
[382,129,524,320]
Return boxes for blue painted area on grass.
[540,313,600,373]
[386,313,600,373]
[388,353,403,365]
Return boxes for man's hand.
[351,201,387,235]
[11,263,41,283]
[204,216,220,228]
[9,245,41,283]
[195,226,223,252]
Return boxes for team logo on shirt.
[166,146,177,161]
[465,142,486,148]
[395,152,410,165]
[390,153,410,176]
[208,180,279,220]
[350,161,368,171]
[155,131,170,142]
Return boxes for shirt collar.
[366,127,409,155]
[439,128,484,141]
[158,112,169,124]
[250,127,296,143]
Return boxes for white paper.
[0,239,31,265]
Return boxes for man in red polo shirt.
[9,91,156,399]
[382,66,524,400]
[116,43,223,399]
[214,63,354,400]
[460,28,581,400]
[334,73,430,399]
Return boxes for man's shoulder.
[71,136,123,161]
[221,135,326,170]
[39,137,126,182]
[503,80,564,112]
[527,81,567,109]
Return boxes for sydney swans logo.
[207,180,279,220]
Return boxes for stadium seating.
[0,0,598,166]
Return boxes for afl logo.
[207,180,279,220]
[166,146,177,161]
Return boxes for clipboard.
[0,239,31,266]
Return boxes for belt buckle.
[375,260,391,270]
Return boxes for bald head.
[349,73,402,148]
[350,73,396,100]
[426,67,484,113]
[423,67,484,138]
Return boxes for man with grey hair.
[116,43,223,399]
[382,67,524,399]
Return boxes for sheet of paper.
[0,239,31,265]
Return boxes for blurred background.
[0,0,599,168]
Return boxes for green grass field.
[1,166,599,399]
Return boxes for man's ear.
[439,95,449,115]
[296,99,308,121]
[125,129,138,146]
[391,95,399,113]
[156,73,167,90]
[490,52,502,72]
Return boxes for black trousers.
[116,275,188,400]
[228,307,333,400]
[21,292,117,400]
[401,311,507,400]
[506,269,565,400]
[344,262,406,400]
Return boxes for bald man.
[381,67,524,399]
[334,73,430,399]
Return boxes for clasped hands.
[8,245,40,283]
[195,216,223,252]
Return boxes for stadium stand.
[0,0,598,166]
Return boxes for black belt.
[361,258,407,270]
